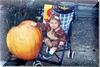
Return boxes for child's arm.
[19,20,49,31]
[35,22,50,31]
[59,35,66,46]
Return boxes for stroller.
[36,2,77,66]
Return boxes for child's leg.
[44,38,52,47]
[42,47,57,59]
[49,47,57,55]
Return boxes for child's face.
[49,19,59,29]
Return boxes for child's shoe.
[42,53,52,59]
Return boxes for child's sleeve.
[56,30,67,45]
[36,22,50,31]
[59,32,66,42]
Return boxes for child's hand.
[30,21,37,27]
[59,41,64,46]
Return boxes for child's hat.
[49,14,60,21]
[53,14,60,20]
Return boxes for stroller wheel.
[68,50,75,59]
[33,60,42,66]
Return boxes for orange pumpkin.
[6,20,42,60]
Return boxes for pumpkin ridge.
[31,27,39,59]
[7,27,19,57]
[34,28,42,50]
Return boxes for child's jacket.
[36,22,66,47]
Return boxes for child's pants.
[44,38,58,55]
[44,38,59,47]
